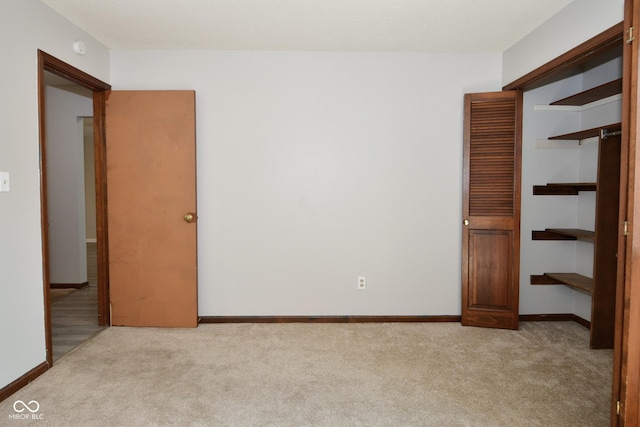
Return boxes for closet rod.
[601,129,622,139]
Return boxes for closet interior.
[520,38,623,349]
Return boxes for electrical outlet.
[358,276,366,290]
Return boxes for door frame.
[617,0,640,423]
[37,50,111,366]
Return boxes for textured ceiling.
[40,0,574,52]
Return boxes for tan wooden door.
[461,91,522,330]
[106,90,197,327]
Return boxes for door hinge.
[624,221,630,236]
[627,26,635,44]
[617,400,622,415]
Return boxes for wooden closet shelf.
[532,228,595,242]
[550,78,622,106]
[530,273,594,294]
[548,123,621,140]
[533,182,596,195]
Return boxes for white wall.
[502,0,624,87]
[0,0,109,389]
[45,86,93,284]
[110,50,502,316]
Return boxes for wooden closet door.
[461,91,522,330]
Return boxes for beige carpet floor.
[0,322,612,426]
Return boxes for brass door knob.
[463,219,469,226]
[184,212,196,223]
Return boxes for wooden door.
[106,90,197,328]
[462,91,522,330]
[615,0,640,423]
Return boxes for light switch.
[0,172,10,192]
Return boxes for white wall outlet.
[358,276,366,290]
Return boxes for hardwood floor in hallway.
[51,242,106,362]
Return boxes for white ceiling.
[40,0,574,52]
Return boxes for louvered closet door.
[461,91,522,330]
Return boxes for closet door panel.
[462,91,522,330]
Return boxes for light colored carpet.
[0,322,612,426]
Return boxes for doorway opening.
[38,51,111,366]
[43,76,105,360]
